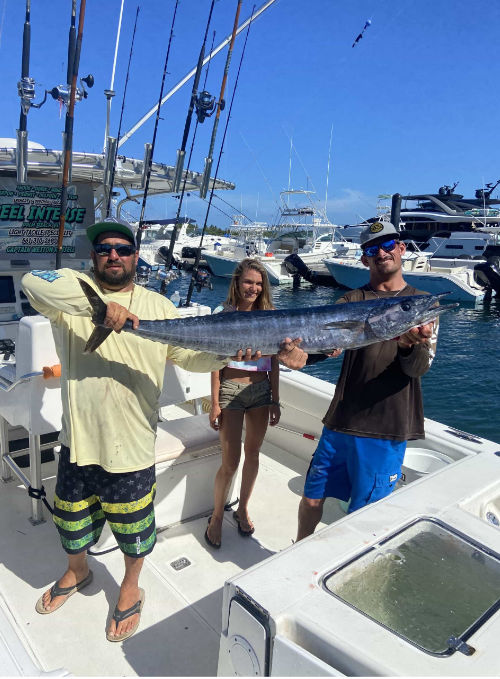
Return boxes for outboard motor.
[181,245,204,260]
[474,256,500,295]
[284,253,338,287]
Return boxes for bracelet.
[270,400,281,407]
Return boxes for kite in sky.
[352,19,372,48]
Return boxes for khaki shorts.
[219,378,272,411]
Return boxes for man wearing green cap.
[22,217,307,642]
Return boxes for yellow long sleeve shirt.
[22,269,226,472]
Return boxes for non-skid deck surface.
[0,450,343,676]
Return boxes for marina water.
[160,272,500,445]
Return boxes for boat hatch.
[323,518,500,656]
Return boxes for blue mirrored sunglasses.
[362,239,398,258]
[93,243,136,257]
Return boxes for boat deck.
[0,439,343,676]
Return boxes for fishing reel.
[195,269,213,293]
[195,90,222,123]
[49,74,94,105]
[17,76,48,114]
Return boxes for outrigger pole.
[185,5,255,307]
[118,0,278,149]
[105,6,140,218]
[199,0,243,199]
[135,0,180,252]
[55,0,87,270]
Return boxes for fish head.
[367,293,455,340]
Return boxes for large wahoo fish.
[79,280,455,355]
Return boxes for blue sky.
[1,0,500,229]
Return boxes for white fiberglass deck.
[0,432,344,677]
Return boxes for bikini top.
[213,303,272,372]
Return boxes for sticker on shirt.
[31,270,62,283]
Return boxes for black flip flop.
[204,516,221,549]
[35,570,94,614]
[106,588,145,642]
[233,511,255,537]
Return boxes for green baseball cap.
[87,217,136,245]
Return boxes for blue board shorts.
[303,427,406,513]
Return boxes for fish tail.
[84,326,113,353]
[78,279,113,353]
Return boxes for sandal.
[204,516,221,549]
[106,588,145,642]
[233,511,255,537]
[35,570,93,614]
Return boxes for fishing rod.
[105,5,140,218]
[16,0,47,183]
[118,0,278,149]
[172,0,216,192]
[184,5,255,307]
[199,0,243,199]
[55,0,88,270]
[135,0,180,253]
[161,22,218,274]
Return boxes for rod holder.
[173,149,186,192]
[141,143,152,188]
[61,131,72,183]
[16,129,28,184]
[103,136,117,192]
[199,156,213,199]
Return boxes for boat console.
[218,450,500,676]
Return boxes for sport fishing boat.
[205,190,356,285]
[138,219,239,268]
[2,4,500,677]
[1,337,499,676]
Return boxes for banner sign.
[0,178,95,261]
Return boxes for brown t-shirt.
[323,284,438,442]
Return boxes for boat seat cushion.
[155,414,219,464]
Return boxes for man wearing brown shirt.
[297,221,438,540]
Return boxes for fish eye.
[401,302,411,311]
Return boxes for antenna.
[103,0,125,150]
[324,123,333,214]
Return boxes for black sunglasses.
[93,243,136,257]
[362,239,399,258]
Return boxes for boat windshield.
[323,518,500,656]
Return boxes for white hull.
[324,256,489,302]
[1,313,499,676]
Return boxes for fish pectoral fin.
[84,327,113,353]
[322,320,364,330]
